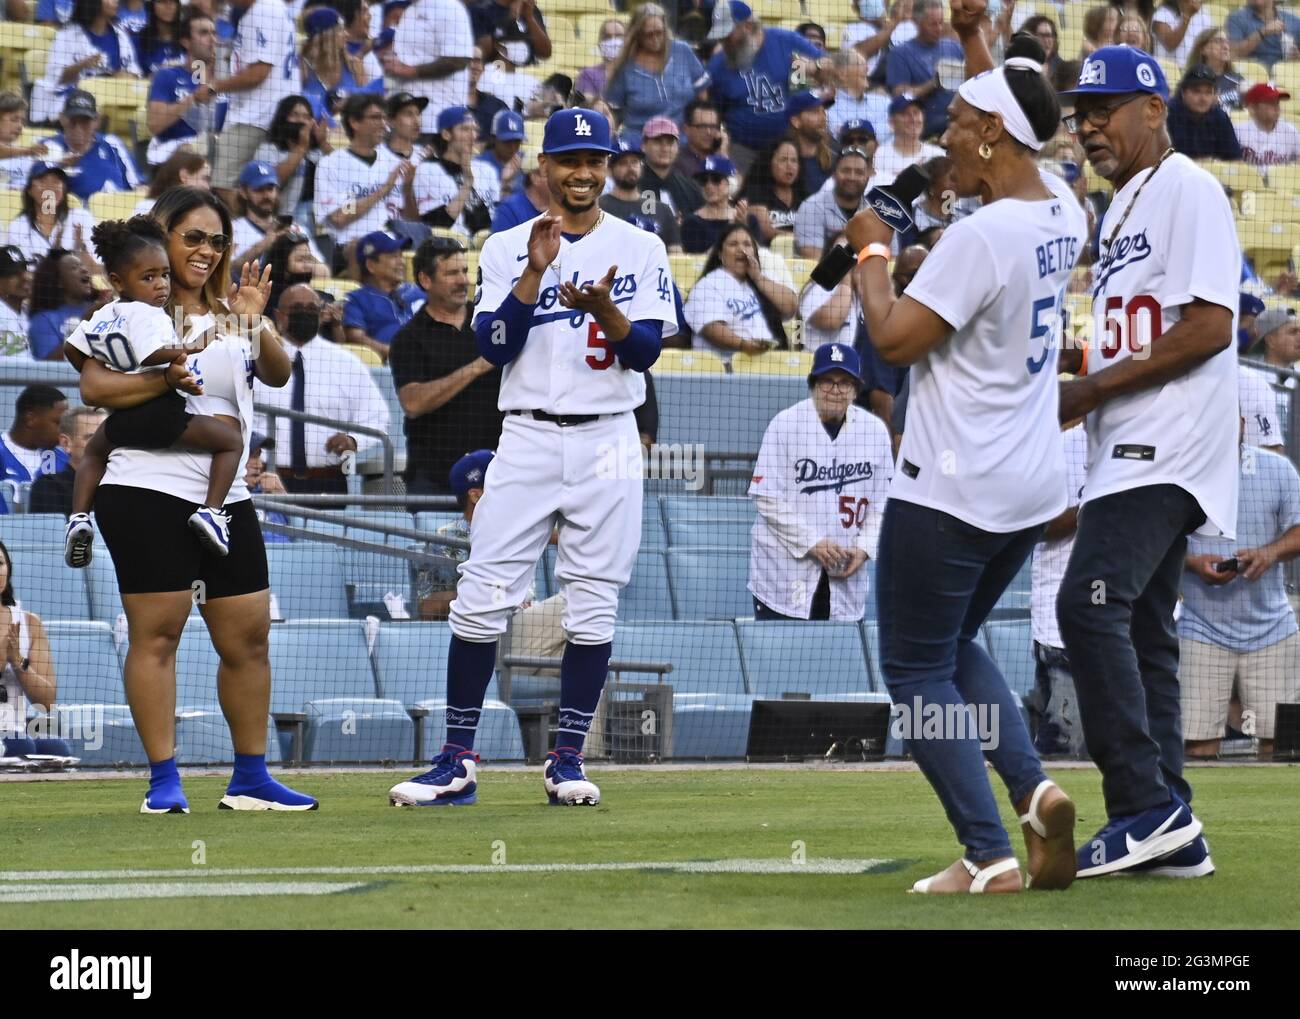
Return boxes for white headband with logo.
[957,57,1045,152]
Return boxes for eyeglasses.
[841,146,875,164]
[173,228,230,252]
[1062,94,1144,133]
[690,121,721,131]
[815,377,856,392]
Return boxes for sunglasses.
[172,228,230,252]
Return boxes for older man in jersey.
[389,108,677,808]
[1055,46,1239,879]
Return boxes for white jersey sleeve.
[64,300,175,373]
[1161,169,1239,313]
[473,228,512,322]
[1241,366,1284,448]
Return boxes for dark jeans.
[1057,484,1204,818]
[278,472,348,496]
[875,500,1047,862]
[754,571,831,620]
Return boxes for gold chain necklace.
[551,210,605,279]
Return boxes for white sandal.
[1017,779,1076,890]
[910,856,1021,894]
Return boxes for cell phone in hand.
[1214,557,1239,574]
[276,215,294,228]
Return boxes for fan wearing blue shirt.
[474,109,526,202]
[145,8,227,166]
[704,1,830,168]
[40,89,141,202]
[884,0,962,140]
[27,247,96,362]
[343,231,425,361]
[0,387,70,514]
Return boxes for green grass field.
[1,765,1296,929]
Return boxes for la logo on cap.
[831,346,843,362]
[574,114,592,137]
[1079,60,1106,86]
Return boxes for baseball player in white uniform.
[390,108,677,808]
[748,343,893,621]
[1055,46,1240,879]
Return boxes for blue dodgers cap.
[809,342,863,384]
[238,160,278,189]
[449,449,494,494]
[374,27,396,51]
[1059,45,1169,101]
[303,6,341,35]
[612,134,643,159]
[542,107,618,155]
[838,117,876,143]
[694,154,736,178]
[786,90,834,119]
[437,105,477,135]
[357,230,412,262]
[888,93,923,117]
[1240,292,1266,319]
[492,109,526,141]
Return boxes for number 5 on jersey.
[586,322,614,370]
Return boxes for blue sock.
[147,757,187,809]
[226,752,316,806]
[556,641,611,754]
[446,636,498,750]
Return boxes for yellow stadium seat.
[731,349,814,376]
[1203,159,1267,193]
[1157,59,1181,88]
[80,78,148,135]
[805,0,851,27]
[1238,188,1300,224]
[1244,224,1300,275]
[1204,3,1231,26]
[89,189,148,221]
[788,257,817,286]
[546,0,614,16]
[524,118,546,154]
[769,231,795,263]
[654,348,727,374]
[578,12,625,41]
[669,252,706,288]
[0,22,53,72]
[548,15,579,50]
[20,47,47,86]
[0,190,21,224]
[1269,63,1300,97]
[340,343,383,367]
[316,278,360,301]
[1058,23,1085,62]
[751,0,803,22]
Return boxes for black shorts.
[95,485,269,597]
[103,390,192,450]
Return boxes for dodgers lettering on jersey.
[748,400,894,620]
[896,172,1088,532]
[1084,153,1239,537]
[474,215,678,414]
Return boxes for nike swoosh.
[516,254,529,261]
[1125,806,1183,854]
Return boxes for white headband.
[957,59,1046,151]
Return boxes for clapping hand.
[950,0,988,37]
[525,214,562,274]
[558,264,618,314]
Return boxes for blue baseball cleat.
[544,749,600,806]
[1076,797,1202,878]
[1128,836,1216,878]
[389,747,479,806]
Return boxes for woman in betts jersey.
[844,31,1087,894]
[70,186,315,814]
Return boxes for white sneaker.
[189,506,232,557]
[543,749,600,806]
[64,512,94,568]
[389,747,479,806]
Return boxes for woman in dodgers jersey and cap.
[843,26,1087,894]
[1051,43,1239,881]
[389,108,677,809]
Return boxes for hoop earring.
[978,142,993,160]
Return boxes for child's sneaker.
[64,512,94,568]
[189,507,232,556]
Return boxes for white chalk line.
[0,881,369,903]
[0,858,892,881]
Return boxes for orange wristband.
[857,243,891,264]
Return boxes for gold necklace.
[551,210,605,278]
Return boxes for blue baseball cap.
[786,90,834,119]
[1059,45,1169,101]
[27,159,68,182]
[450,449,494,495]
[304,6,341,35]
[492,109,526,142]
[436,105,477,135]
[838,118,877,143]
[612,135,643,159]
[1241,292,1266,319]
[809,342,863,384]
[707,1,753,42]
[357,231,412,262]
[382,0,411,16]
[542,107,618,155]
[694,154,736,178]
[238,161,278,190]
[374,27,396,51]
[888,93,923,117]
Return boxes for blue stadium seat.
[303,696,414,762]
[414,511,463,535]
[667,693,754,758]
[861,620,884,692]
[738,621,874,698]
[346,511,419,542]
[266,544,349,619]
[172,618,222,708]
[175,711,283,765]
[51,704,147,765]
[654,374,805,453]
[666,547,752,620]
[8,546,89,620]
[339,545,412,614]
[642,495,666,549]
[370,368,407,462]
[44,621,122,703]
[85,555,123,624]
[0,515,66,545]
[661,495,755,548]
[265,619,379,713]
[411,698,525,761]
[621,549,673,620]
[981,618,1036,697]
[373,622,451,705]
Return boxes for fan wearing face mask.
[577,18,625,104]
[472,0,553,112]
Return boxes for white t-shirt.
[1235,118,1300,168]
[897,174,1088,532]
[394,0,476,134]
[473,213,678,414]
[412,158,500,238]
[872,140,944,188]
[1084,153,1240,538]
[0,153,35,191]
[1030,424,1088,649]
[0,301,29,358]
[226,0,299,128]
[100,313,254,505]
[313,146,402,246]
[840,19,917,75]
[799,279,858,351]
[1241,365,1284,448]
[1152,6,1213,68]
[4,208,98,264]
[64,298,174,372]
[748,399,893,620]
[683,267,773,365]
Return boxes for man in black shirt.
[639,116,704,219]
[29,405,105,516]
[388,237,504,507]
[599,137,682,252]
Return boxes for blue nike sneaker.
[543,748,600,806]
[389,746,479,806]
[1128,836,1216,878]
[1076,797,1202,878]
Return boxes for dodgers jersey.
[474,214,678,414]
[749,400,894,620]
[1085,153,1239,537]
[64,299,176,373]
[897,172,1088,532]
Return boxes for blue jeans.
[875,500,1048,862]
[1057,484,1203,818]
